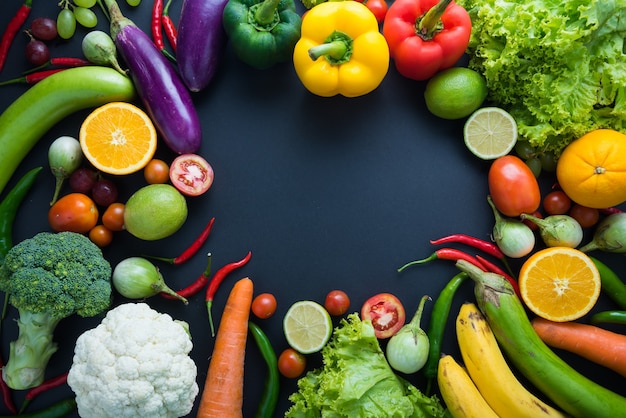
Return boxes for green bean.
[590,256,626,310]
[248,321,279,418]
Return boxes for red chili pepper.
[24,57,91,74]
[151,0,176,61]
[382,0,472,80]
[19,372,68,414]
[600,207,624,215]
[398,247,486,273]
[148,217,215,264]
[0,0,33,73]
[0,68,66,86]
[206,251,252,336]
[162,0,177,52]
[475,255,521,298]
[161,253,212,300]
[430,234,504,259]
[0,355,16,414]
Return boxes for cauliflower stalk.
[67,303,199,418]
[0,231,112,390]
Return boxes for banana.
[456,302,565,418]
[438,354,499,418]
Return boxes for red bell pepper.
[382,0,471,81]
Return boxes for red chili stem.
[0,0,32,73]
[397,248,486,273]
[19,372,68,414]
[0,68,66,86]
[161,253,212,300]
[147,217,215,264]
[162,0,177,52]
[475,255,521,298]
[430,234,504,259]
[0,355,16,414]
[206,251,252,336]
[23,57,91,74]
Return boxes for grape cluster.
[56,0,98,40]
[25,17,58,65]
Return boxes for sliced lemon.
[463,107,518,160]
[283,301,332,354]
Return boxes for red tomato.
[361,293,406,339]
[522,210,542,231]
[569,204,600,228]
[543,190,572,215]
[324,290,351,316]
[48,193,99,233]
[101,202,125,231]
[251,293,277,319]
[488,155,541,217]
[89,225,114,247]
[364,0,388,23]
[278,348,307,378]
[169,154,214,196]
[144,159,170,184]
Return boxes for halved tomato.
[361,293,406,339]
[169,154,214,196]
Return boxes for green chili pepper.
[589,256,626,310]
[590,310,626,325]
[248,321,280,418]
[0,397,76,418]
[222,0,302,70]
[0,166,42,263]
[422,272,468,395]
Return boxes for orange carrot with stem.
[531,317,626,378]
[197,277,253,418]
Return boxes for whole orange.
[556,129,626,209]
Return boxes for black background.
[0,0,624,416]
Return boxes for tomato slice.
[169,154,214,196]
[361,293,406,339]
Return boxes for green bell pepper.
[222,0,301,70]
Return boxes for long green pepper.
[248,321,280,418]
[589,256,626,310]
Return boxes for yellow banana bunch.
[456,302,566,418]
[437,354,499,418]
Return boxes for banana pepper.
[293,1,389,97]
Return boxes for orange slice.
[518,247,601,322]
[79,102,157,175]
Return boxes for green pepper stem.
[253,0,281,27]
[417,0,453,40]
[308,40,348,61]
[397,253,437,272]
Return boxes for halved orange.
[79,102,157,175]
[518,247,600,322]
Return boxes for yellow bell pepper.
[293,1,390,97]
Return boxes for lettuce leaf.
[457,0,626,155]
[285,313,445,418]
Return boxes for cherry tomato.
[102,202,125,231]
[361,293,406,339]
[89,224,113,247]
[169,154,214,196]
[48,193,99,233]
[251,293,277,319]
[522,210,542,231]
[543,190,572,215]
[363,0,387,23]
[278,348,306,378]
[488,155,541,217]
[569,204,600,228]
[144,159,170,184]
[324,290,350,316]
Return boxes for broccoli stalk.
[0,231,112,390]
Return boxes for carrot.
[197,277,254,418]
[531,317,626,377]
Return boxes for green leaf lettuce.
[285,313,445,418]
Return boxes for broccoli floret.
[0,231,112,390]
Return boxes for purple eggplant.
[177,0,228,92]
[102,0,202,154]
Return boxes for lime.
[283,301,333,354]
[464,107,518,160]
[424,67,488,120]
[123,184,188,241]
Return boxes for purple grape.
[25,39,50,65]
[92,179,118,207]
[69,167,97,193]
[30,17,58,41]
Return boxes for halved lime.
[463,107,518,160]
[283,301,332,354]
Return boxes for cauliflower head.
[67,303,199,418]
